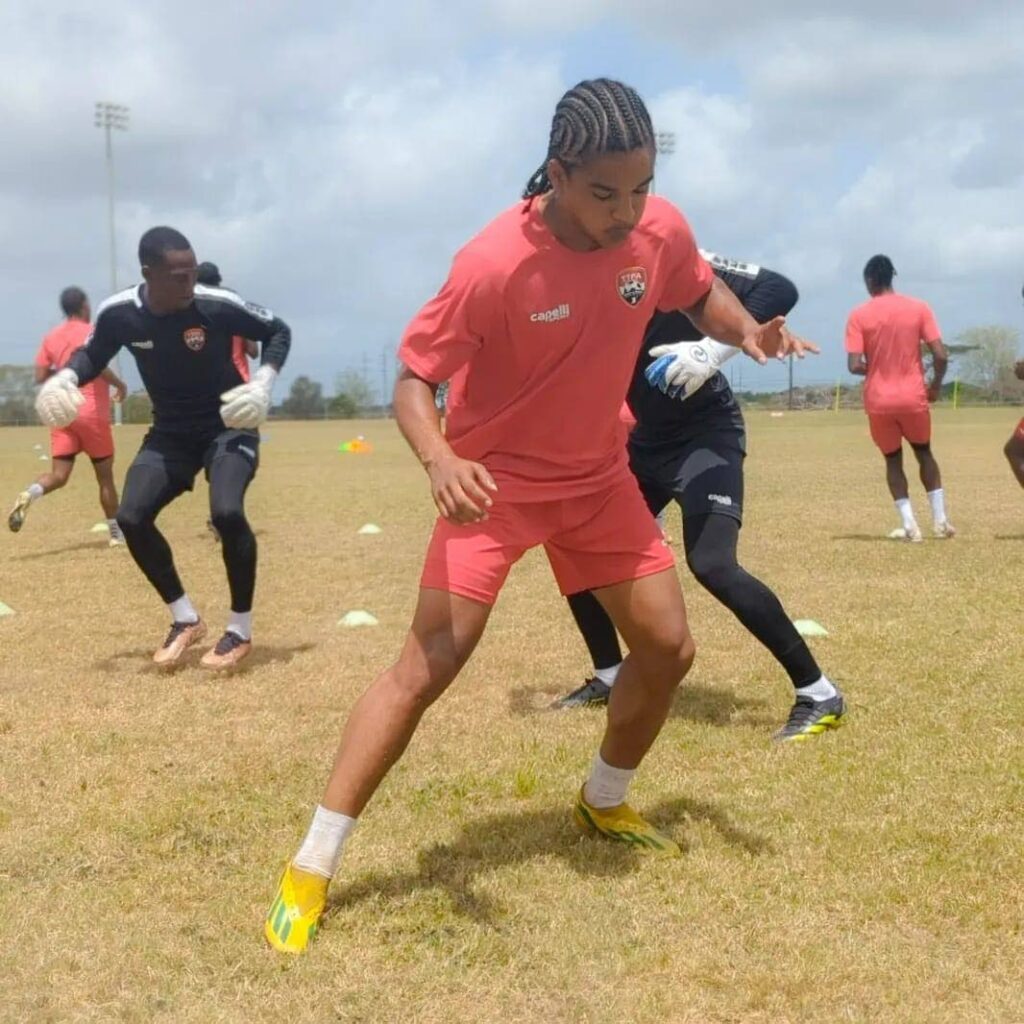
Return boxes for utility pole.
[94,101,130,426]
[380,347,390,415]
[787,353,794,410]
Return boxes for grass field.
[1,409,1022,1024]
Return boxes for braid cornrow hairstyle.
[522,78,656,198]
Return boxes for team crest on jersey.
[183,327,206,352]
[617,266,647,306]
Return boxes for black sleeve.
[66,311,122,386]
[738,268,799,323]
[211,295,291,370]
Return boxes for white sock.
[927,488,946,523]
[583,752,635,810]
[167,595,199,624]
[594,663,622,688]
[27,483,44,502]
[227,610,252,641]
[894,498,917,531]
[107,518,123,538]
[293,805,358,879]
[795,675,838,702]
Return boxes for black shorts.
[629,426,745,524]
[130,428,260,493]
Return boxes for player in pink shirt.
[1003,281,1024,491]
[265,79,806,954]
[845,255,955,541]
[7,287,127,543]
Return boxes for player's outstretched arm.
[683,277,816,362]
[394,365,496,525]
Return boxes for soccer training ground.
[1,409,1021,1024]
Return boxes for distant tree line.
[1,326,1021,426]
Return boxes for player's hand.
[741,317,820,362]
[113,382,128,403]
[1015,359,1024,382]
[36,368,84,427]
[927,382,942,403]
[646,339,721,400]
[220,366,276,429]
[427,453,497,524]
[778,325,820,359]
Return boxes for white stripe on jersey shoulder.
[699,249,761,279]
[194,284,274,322]
[94,284,143,319]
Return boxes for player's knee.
[116,503,150,535]
[1004,436,1023,461]
[633,623,695,685]
[390,638,465,709]
[209,504,249,539]
[686,547,738,597]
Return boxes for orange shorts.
[868,410,931,454]
[420,472,674,605]
[50,417,114,461]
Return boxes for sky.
[2,0,1023,399]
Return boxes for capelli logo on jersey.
[130,340,154,350]
[183,327,206,352]
[708,494,734,507]
[530,304,571,323]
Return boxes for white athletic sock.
[795,675,838,702]
[27,483,44,502]
[227,610,252,641]
[927,488,946,524]
[594,663,622,687]
[894,498,917,531]
[168,595,199,624]
[107,518,123,539]
[583,752,635,810]
[293,805,358,879]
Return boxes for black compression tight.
[117,453,257,613]
[566,512,821,689]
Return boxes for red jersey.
[845,293,941,415]
[399,195,713,500]
[34,320,111,422]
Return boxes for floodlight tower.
[653,131,676,194]
[94,101,130,424]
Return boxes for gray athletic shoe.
[773,692,846,743]
[552,677,612,709]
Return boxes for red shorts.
[50,417,114,461]
[868,410,931,454]
[420,472,674,605]
[1014,417,1024,441]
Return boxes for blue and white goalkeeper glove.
[220,365,277,429]
[644,337,738,400]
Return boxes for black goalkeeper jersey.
[68,284,291,436]
[627,253,797,448]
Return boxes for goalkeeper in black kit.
[35,226,291,670]
[555,252,846,742]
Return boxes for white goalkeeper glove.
[35,368,84,427]
[220,365,277,429]
[645,337,739,400]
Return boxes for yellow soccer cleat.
[573,788,680,856]
[7,491,32,533]
[264,863,329,954]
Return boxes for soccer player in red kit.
[264,79,803,953]
[8,287,127,542]
[845,255,955,541]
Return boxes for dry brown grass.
[1,410,1022,1024]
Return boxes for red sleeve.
[920,303,941,344]
[398,248,502,384]
[654,204,714,311]
[844,311,864,354]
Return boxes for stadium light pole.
[94,101,130,425]
[653,131,676,194]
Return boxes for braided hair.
[523,78,656,199]
[863,254,896,291]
